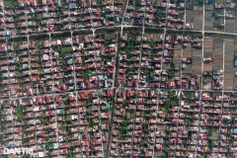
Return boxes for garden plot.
[182,43,192,74]
[225,19,235,33]
[205,3,214,11]
[234,39,237,50]
[225,9,235,33]
[234,72,237,91]
[193,6,203,31]
[234,40,237,90]
[192,47,202,75]
[186,10,193,26]
[213,37,223,71]
[173,44,182,77]
[205,10,214,31]
[186,0,193,10]
[214,17,224,32]
[235,9,237,34]
[224,39,234,91]
[203,36,213,72]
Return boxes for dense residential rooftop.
[0,0,237,157]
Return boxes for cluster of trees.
[58,46,71,58]
[125,41,136,59]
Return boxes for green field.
[3,0,14,7]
